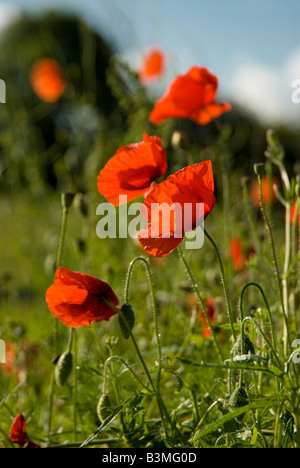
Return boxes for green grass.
[0,171,299,448]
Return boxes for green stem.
[47,204,70,442]
[204,228,236,340]
[241,317,283,370]
[124,257,163,403]
[283,202,291,356]
[257,175,291,355]
[72,329,78,441]
[102,298,171,434]
[177,245,224,361]
[102,356,148,394]
[239,282,278,357]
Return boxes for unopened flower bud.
[55,351,73,386]
[230,334,255,358]
[96,394,113,423]
[118,304,135,340]
[254,163,265,177]
[228,387,249,408]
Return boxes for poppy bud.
[61,191,75,210]
[118,304,135,340]
[55,351,73,386]
[230,334,255,358]
[254,163,265,177]
[228,387,249,408]
[96,394,113,423]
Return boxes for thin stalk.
[102,356,148,394]
[124,257,163,403]
[283,202,291,356]
[239,282,278,357]
[204,228,236,340]
[177,245,224,361]
[47,203,70,442]
[241,317,283,370]
[257,175,291,355]
[72,329,78,441]
[102,298,171,435]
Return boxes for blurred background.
[0,0,299,194]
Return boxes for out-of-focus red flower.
[188,295,215,338]
[138,160,216,257]
[46,267,119,328]
[1,342,15,376]
[138,47,166,84]
[97,133,167,206]
[149,66,231,125]
[9,414,40,448]
[290,202,300,225]
[229,237,245,271]
[30,58,66,103]
[249,175,278,207]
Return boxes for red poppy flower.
[138,160,216,257]
[97,133,167,206]
[30,58,66,103]
[138,47,166,84]
[290,202,300,225]
[46,267,119,328]
[9,414,40,448]
[149,66,231,125]
[249,175,278,207]
[229,236,245,271]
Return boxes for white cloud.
[0,4,19,32]
[229,49,300,127]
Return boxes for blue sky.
[1,0,300,126]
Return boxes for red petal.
[97,134,167,205]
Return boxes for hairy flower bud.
[118,303,135,340]
[228,387,249,408]
[230,334,255,358]
[55,351,73,386]
[96,394,113,423]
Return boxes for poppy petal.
[149,66,230,125]
[97,134,167,206]
[138,161,216,257]
[46,267,119,328]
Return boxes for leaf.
[190,400,277,444]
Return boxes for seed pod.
[96,394,112,423]
[55,351,73,386]
[118,303,135,340]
